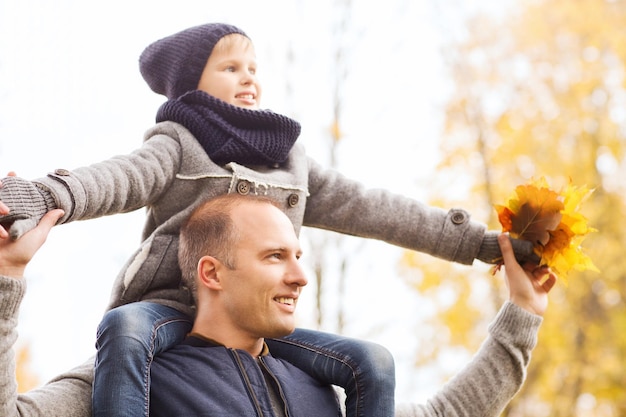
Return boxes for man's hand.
[0,172,16,239]
[0,171,17,239]
[498,233,556,316]
[0,209,64,278]
[0,200,9,240]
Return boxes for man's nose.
[287,260,308,287]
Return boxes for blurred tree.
[402,0,626,415]
[16,343,39,393]
[290,0,367,333]
[306,0,353,332]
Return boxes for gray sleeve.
[0,276,93,417]
[33,134,181,224]
[304,158,486,264]
[394,302,543,417]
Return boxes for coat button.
[287,193,299,207]
[450,210,467,224]
[236,180,251,195]
[54,168,71,176]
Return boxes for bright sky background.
[0,0,505,405]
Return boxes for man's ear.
[197,255,222,290]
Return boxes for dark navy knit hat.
[139,23,248,100]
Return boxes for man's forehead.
[232,202,297,238]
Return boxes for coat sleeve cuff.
[0,276,26,318]
[35,170,87,224]
[488,301,543,350]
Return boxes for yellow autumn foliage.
[15,344,39,393]
[398,0,626,415]
[495,178,598,283]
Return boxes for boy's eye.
[225,66,236,72]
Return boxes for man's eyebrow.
[263,247,288,254]
[261,247,302,256]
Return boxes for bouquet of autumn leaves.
[494,178,598,284]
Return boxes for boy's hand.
[0,209,64,278]
[498,233,556,317]
[0,175,58,240]
[478,231,540,265]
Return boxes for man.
[149,193,342,416]
[0,195,555,416]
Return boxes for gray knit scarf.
[156,91,301,165]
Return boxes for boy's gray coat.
[36,121,486,317]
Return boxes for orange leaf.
[495,205,514,233]
[495,178,598,284]
[495,183,563,245]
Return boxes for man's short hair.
[178,193,281,302]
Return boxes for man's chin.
[267,326,296,339]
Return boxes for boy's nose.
[241,71,256,85]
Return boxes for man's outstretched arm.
[395,234,555,417]
[0,209,94,417]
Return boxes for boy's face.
[197,35,261,110]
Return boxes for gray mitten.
[0,176,57,240]
[477,231,540,264]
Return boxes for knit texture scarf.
[156,91,301,165]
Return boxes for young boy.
[0,23,534,417]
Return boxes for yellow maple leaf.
[495,178,598,284]
[494,178,563,246]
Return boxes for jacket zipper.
[258,356,291,417]
[229,349,265,416]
